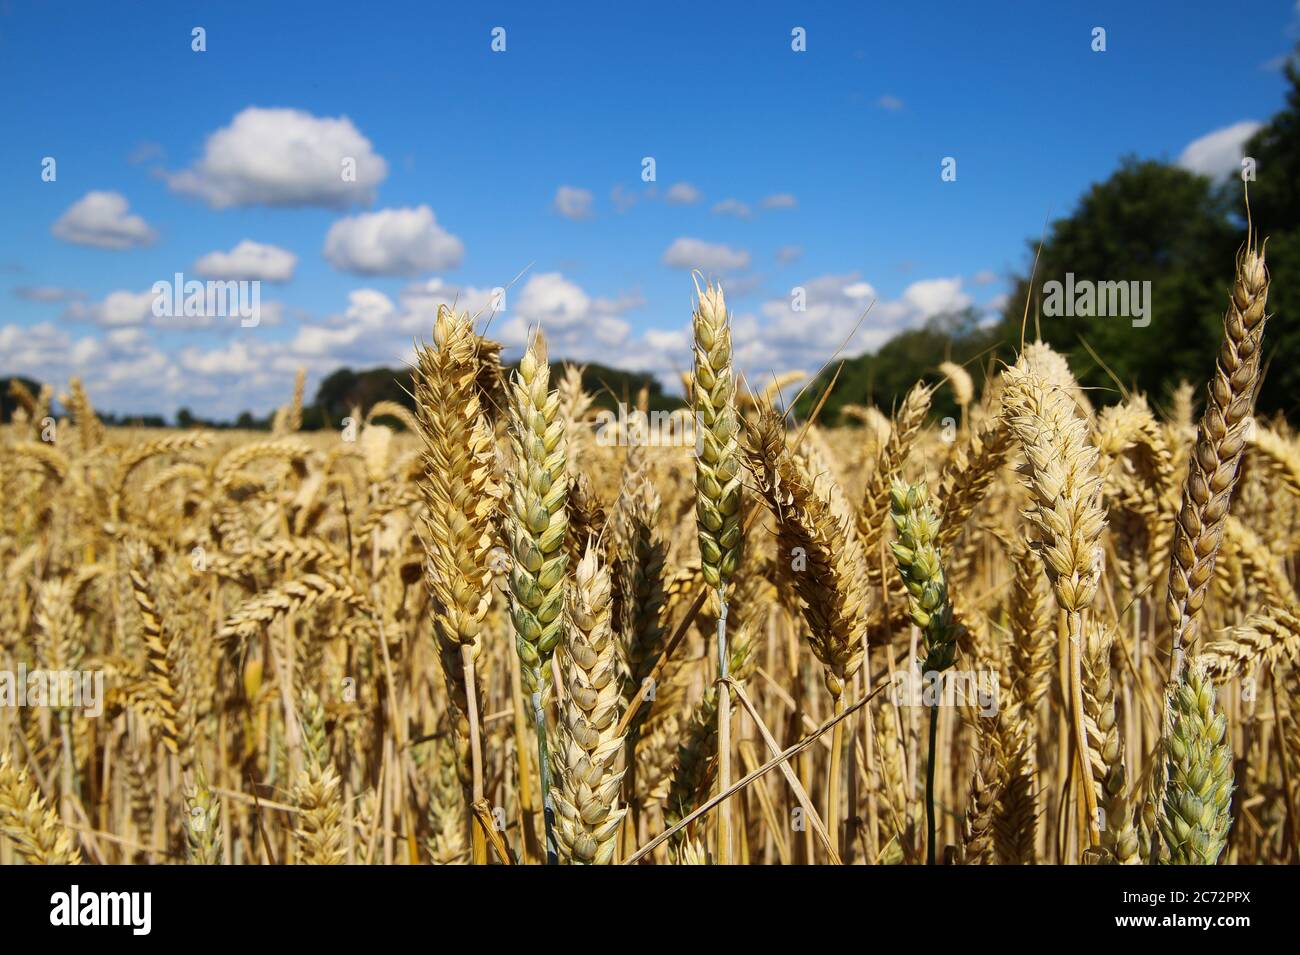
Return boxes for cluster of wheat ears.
[0,233,1295,866]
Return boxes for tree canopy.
[996,157,1238,411]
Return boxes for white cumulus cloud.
[51,191,156,250]
[398,278,501,326]
[492,274,644,359]
[514,272,591,328]
[324,205,464,276]
[64,286,283,331]
[179,339,263,376]
[724,272,975,378]
[662,238,751,272]
[899,276,970,316]
[63,289,157,327]
[194,240,298,282]
[1177,121,1262,178]
[167,107,388,208]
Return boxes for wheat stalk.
[747,409,869,693]
[663,625,756,861]
[557,363,595,474]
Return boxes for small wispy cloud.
[14,286,85,303]
[665,182,701,205]
[128,142,165,165]
[610,184,637,213]
[553,185,595,220]
[711,198,753,219]
[877,95,904,111]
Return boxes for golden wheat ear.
[1082,622,1139,864]
[413,304,501,865]
[1166,236,1270,668]
[1000,354,1108,854]
[0,752,82,865]
[551,543,627,864]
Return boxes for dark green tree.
[1240,53,1300,415]
[0,375,44,424]
[997,158,1237,410]
[795,308,1002,425]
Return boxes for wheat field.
[0,235,1295,866]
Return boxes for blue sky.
[1,0,1296,418]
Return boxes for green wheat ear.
[889,479,958,673]
[1159,659,1234,865]
[506,327,569,696]
[691,281,743,589]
